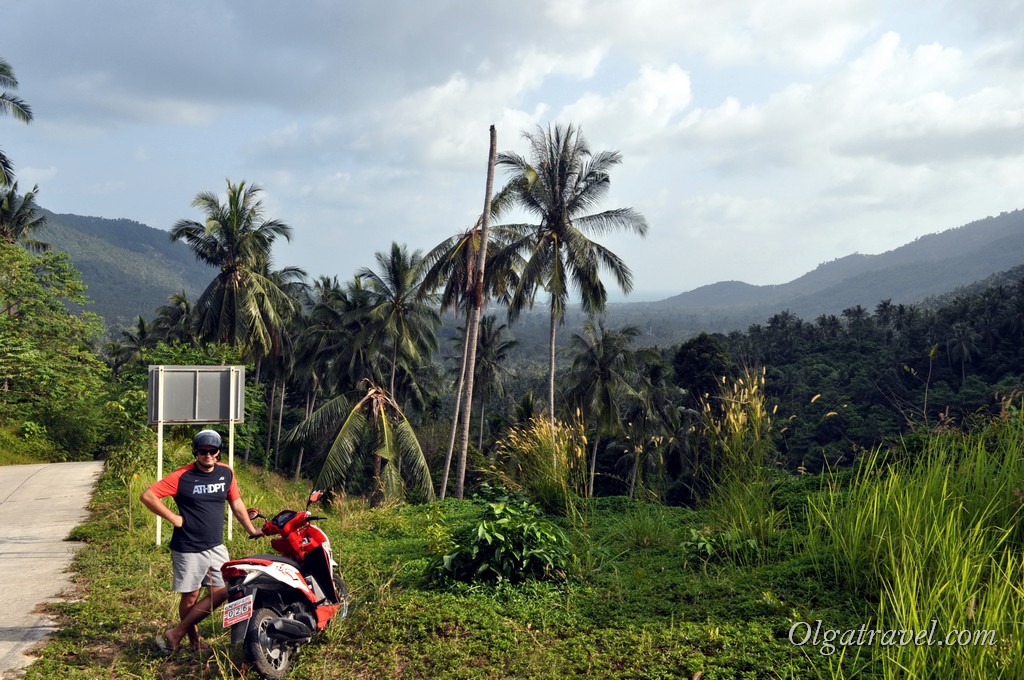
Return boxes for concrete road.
[0,461,104,678]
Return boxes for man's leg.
[178,590,202,649]
[166,585,227,650]
[165,547,231,651]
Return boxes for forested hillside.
[37,210,211,329]
[644,208,1024,334]
[26,205,1024,343]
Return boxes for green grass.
[803,414,1024,679]
[26,407,1024,678]
[21,452,857,679]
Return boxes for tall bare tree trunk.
[478,388,486,453]
[294,389,314,480]
[389,340,398,397]
[588,432,600,497]
[265,375,278,462]
[548,310,557,433]
[273,382,286,470]
[244,357,262,462]
[455,125,497,500]
[439,327,470,499]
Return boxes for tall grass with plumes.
[701,367,786,565]
[490,416,589,519]
[701,367,775,483]
[805,403,1024,678]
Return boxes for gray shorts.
[171,545,230,592]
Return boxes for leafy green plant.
[19,420,46,439]
[431,487,570,583]
[681,527,716,565]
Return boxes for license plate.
[223,594,254,627]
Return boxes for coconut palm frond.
[380,461,404,502]
[313,404,369,492]
[288,394,352,444]
[395,417,435,500]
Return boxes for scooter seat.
[240,553,301,570]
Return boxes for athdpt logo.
[193,482,227,494]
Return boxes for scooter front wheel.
[244,607,295,679]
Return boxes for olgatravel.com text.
[788,620,998,656]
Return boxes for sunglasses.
[194,448,220,456]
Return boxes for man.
[140,429,262,653]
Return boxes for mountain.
[36,209,214,330]
[608,208,1024,340]
[31,205,1024,343]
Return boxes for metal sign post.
[147,366,246,545]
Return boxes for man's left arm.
[230,497,263,538]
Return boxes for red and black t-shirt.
[148,463,240,553]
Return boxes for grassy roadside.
[23,404,1024,679]
[22,446,863,679]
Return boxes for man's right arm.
[139,487,184,528]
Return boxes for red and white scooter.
[221,490,348,679]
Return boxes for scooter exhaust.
[266,617,315,642]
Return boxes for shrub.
[490,417,588,517]
[430,486,570,583]
[607,503,679,550]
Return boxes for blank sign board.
[147,365,245,424]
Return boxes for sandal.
[152,635,173,656]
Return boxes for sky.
[4,0,1023,301]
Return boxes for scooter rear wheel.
[244,607,294,679]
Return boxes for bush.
[0,423,60,465]
[430,485,570,583]
[491,417,588,517]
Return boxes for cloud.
[544,0,883,70]
[557,64,693,152]
[16,166,59,187]
[5,1,1024,297]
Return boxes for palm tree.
[565,318,650,496]
[151,290,196,345]
[114,315,156,368]
[420,191,522,499]
[1,58,32,186]
[259,266,308,467]
[357,242,440,398]
[495,123,648,425]
[304,275,379,393]
[946,321,980,384]
[170,179,298,354]
[419,189,520,317]
[290,382,434,503]
[0,183,48,251]
[287,276,356,479]
[171,179,304,463]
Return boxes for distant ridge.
[27,205,1024,344]
[649,209,1024,322]
[37,209,213,330]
